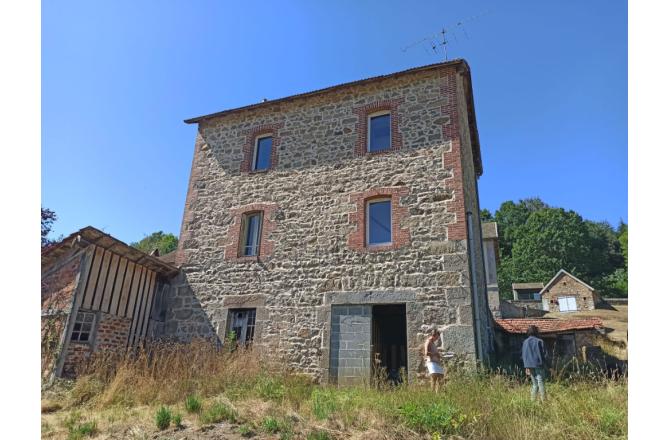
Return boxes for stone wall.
[168,63,489,382]
[543,273,600,312]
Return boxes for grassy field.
[41,343,627,440]
[545,304,628,359]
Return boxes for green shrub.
[598,406,625,436]
[200,402,237,424]
[307,429,331,440]
[311,389,337,420]
[255,375,285,401]
[185,395,202,413]
[67,420,97,440]
[155,406,172,430]
[261,416,281,433]
[172,412,183,429]
[238,424,253,437]
[398,401,469,435]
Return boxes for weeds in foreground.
[155,406,171,430]
[44,341,627,440]
[185,394,202,413]
[63,413,97,440]
[200,401,237,424]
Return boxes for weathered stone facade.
[168,60,493,383]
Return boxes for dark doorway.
[371,304,407,384]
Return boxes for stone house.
[41,226,178,380]
[540,269,602,312]
[167,59,495,385]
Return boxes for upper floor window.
[71,310,96,343]
[253,136,273,171]
[368,112,391,152]
[366,199,392,246]
[241,212,263,256]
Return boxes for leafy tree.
[494,198,549,258]
[131,231,178,256]
[41,207,58,248]
[480,209,494,222]
[617,222,628,266]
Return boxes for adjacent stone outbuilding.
[540,269,602,313]
[41,227,179,381]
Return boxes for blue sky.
[42,0,628,243]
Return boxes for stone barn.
[494,317,605,369]
[166,59,495,385]
[540,269,602,313]
[41,226,179,380]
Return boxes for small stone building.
[494,317,604,368]
[167,59,495,385]
[41,226,178,380]
[540,269,601,313]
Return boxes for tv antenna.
[401,10,491,60]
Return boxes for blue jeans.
[529,367,546,401]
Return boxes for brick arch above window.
[348,187,410,252]
[353,99,404,157]
[225,203,278,262]
[240,123,284,173]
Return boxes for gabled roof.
[539,269,595,296]
[42,226,179,278]
[495,318,603,334]
[183,59,483,176]
[512,282,544,291]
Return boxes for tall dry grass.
[51,341,627,440]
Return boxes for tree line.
[481,198,628,299]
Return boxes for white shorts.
[426,361,444,375]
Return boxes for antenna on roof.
[401,10,491,60]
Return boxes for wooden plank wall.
[79,245,159,348]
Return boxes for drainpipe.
[466,211,485,364]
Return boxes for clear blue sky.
[42,0,628,243]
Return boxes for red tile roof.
[495,318,604,334]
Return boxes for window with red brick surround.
[240,123,284,173]
[348,187,410,252]
[225,203,278,261]
[353,99,404,156]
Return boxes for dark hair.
[527,325,539,337]
[430,329,440,337]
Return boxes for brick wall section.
[240,123,284,173]
[353,99,404,157]
[96,312,132,352]
[224,202,278,261]
[439,68,466,241]
[41,251,83,380]
[347,186,410,252]
[62,342,92,378]
[169,65,486,380]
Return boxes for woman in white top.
[424,329,444,392]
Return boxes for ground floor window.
[227,308,256,347]
[71,310,96,343]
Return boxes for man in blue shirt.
[521,325,548,402]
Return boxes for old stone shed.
[540,269,602,313]
[166,59,495,385]
[41,227,178,380]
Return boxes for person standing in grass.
[424,329,444,392]
[522,325,548,402]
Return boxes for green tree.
[480,208,494,222]
[509,208,593,287]
[494,198,549,258]
[131,231,178,256]
[41,207,59,248]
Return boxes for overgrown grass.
[42,341,627,440]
